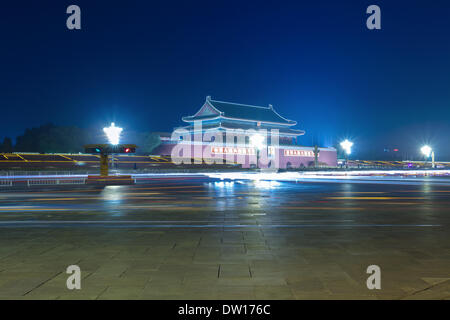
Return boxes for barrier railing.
[26,178,86,186]
[0,180,13,187]
[0,171,91,177]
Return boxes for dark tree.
[0,137,13,153]
[14,123,91,153]
[139,132,161,154]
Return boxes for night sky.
[1,1,449,159]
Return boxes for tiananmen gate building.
[153,96,337,169]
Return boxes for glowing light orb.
[340,139,353,155]
[103,122,122,145]
[250,134,265,150]
[421,145,432,158]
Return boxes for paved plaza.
[0,177,449,299]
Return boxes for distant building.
[153,96,337,168]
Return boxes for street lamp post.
[432,151,435,168]
[104,122,123,170]
[420,145,434,168]
[313,145,320,169]
[250,134,265,169]
[340,140,353,169]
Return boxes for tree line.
[0,123,161,154]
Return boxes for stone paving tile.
[219,264,251,278]
[127,260,161,272]
[250,269,285,279]
[142,283,185,297]
[97,286,144,300]
[215,277,287,287]
[291,290,335,300]
[218,256,250,264]
[214,286,256,300]
[0,272,61,297]
[323,279,367,295]
[254,286,295,300]
[193,254,221,264]
[82,273,149,288]
[287,277,326,291]
[88,263,130,278]
[21,285,66,299]
[57,286,109,300]
[146,274,185,285]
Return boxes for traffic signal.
[117,145,136,153]
[85,146,102,153]
[84,144,137,154]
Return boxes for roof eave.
[182,115,221,123]
[220,115,296,126]
[208,99,297,125]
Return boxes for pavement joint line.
[38,245,60,255]
[118,268,128,278]
[0,250,29,261]
[95,286,109,300]
[400,279,450,299]
[110,252,121,259]
[22,271,63,296]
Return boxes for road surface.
[0,176,449,299]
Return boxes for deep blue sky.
[1,1,449,159]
